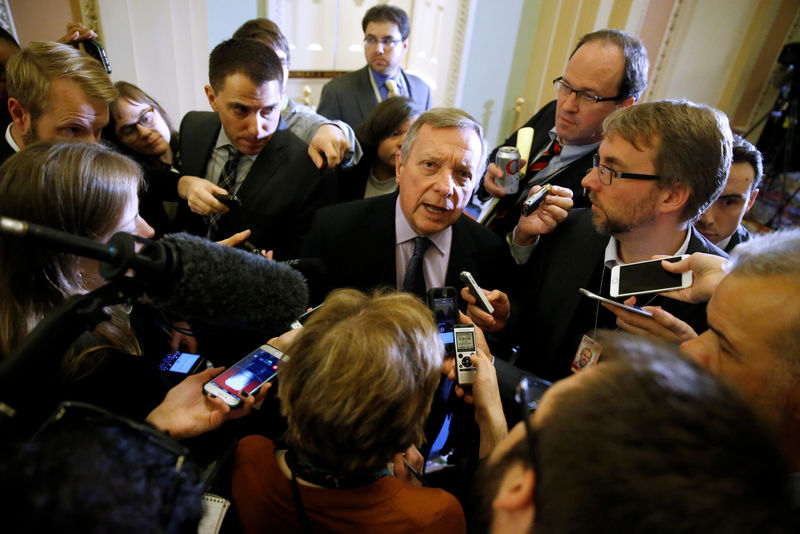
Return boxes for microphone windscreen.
[144,232,308,335]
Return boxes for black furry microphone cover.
[144,233,308,334]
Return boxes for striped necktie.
[402,236,432,298]
[208,145,241,239]
[523,139,562,187]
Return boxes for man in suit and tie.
[476,29,649,239]
[302,107,521,303]
[467,100,732,382]
[316,4,431,129]
[175,38,332,259]
[695,134,762,253]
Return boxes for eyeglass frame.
[117,106,158,143]
[553,77,622,105]
[363,35,403,48]
[591,153,661,186]
[515,377,540,479]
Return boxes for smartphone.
[609,255,692,298]
[158,350,205,374]
[459,271,494,314]
[81,39,111,74]
[290,302,324,330]
[454,324,477,386]
[426,287,459,356]
[203,344,287,407]
[578,288,654,317]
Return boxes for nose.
[136,122,152,138]
[432,170,456,197]
[680,331,718,373]
[248,114,268,137]
[561,90,580,112]
[581,166,600,190]
[136,215,155,240]
[697,209,714,229]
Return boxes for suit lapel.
[358,67,379,122]
[357,194,399,288]
[180,112,220,177]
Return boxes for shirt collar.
[213,126,257,161]
[370,68,402,88]
[603,229,692,267]
[5,123,20,153]
[394,196,451,255]
[548,127,600,157]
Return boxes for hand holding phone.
[579,288,653,317]
[459,271,494,314]
[203,344,287,407]
[610,255,692,298]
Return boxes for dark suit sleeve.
[316,81,342,122]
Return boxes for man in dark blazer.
[316,4,431,129]
[175,38,333,260]
[695,134,762,253]
[302,107,514,302]
[476,29,649,239]
[467,100,733,382]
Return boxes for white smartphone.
[203,344,287,407]
[609,255,692,298]
[578,288,653,317]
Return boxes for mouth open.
[424,204,448,215]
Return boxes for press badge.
[571,335,602,373]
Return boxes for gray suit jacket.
[316,66,432,128]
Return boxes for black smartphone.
[81,39,111,74]
[157,350,204,375]
[427,287,459,356]
[203,344,287,407]
[213,193,242,209]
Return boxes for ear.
[204,85,218,112]
[492,464,536,515]
[745,188,759,212]
[657,181,691,216]
[401,38,409,54]
[617,96,635,109]
[8,97,30,133]
[395,151,404,185]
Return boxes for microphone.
[1,216,309,334]
[144,233,308,334]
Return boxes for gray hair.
[400,107,489,179]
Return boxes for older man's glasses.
[364,36,402,49]
[553,77,621,105]
[591,153,661,186]
[117,106,157,142]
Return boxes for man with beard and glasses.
[2,41,116,162]
[463,100,730,383]
[463,331,794,534]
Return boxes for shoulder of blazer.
[688,225,729,258]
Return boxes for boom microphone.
[144,233,308,334]
[0,217,309,334]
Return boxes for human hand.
[145,367,270,440]
[168,320,198,353]
[57,22,97,46]
[658,253,728,303]
[460,286,510,333]
[267,328,302,352]
[514,185,573,246]
[392,445,424,486]
[482,163,507,198]
[603,297,698,344]
[177,175,229,215]
[452,348,507,458]
[308,124,351,168]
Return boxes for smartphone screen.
[158,351,202,374]
[427,288,458,356]
[209,346,284,398]
[612,256,689,297]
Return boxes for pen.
[402,456,427,486]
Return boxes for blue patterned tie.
[402,236,432,298]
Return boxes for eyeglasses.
[553,77,621,105]
[364,36,402,49]
[117,106,157,143]
[591,153,661,186]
